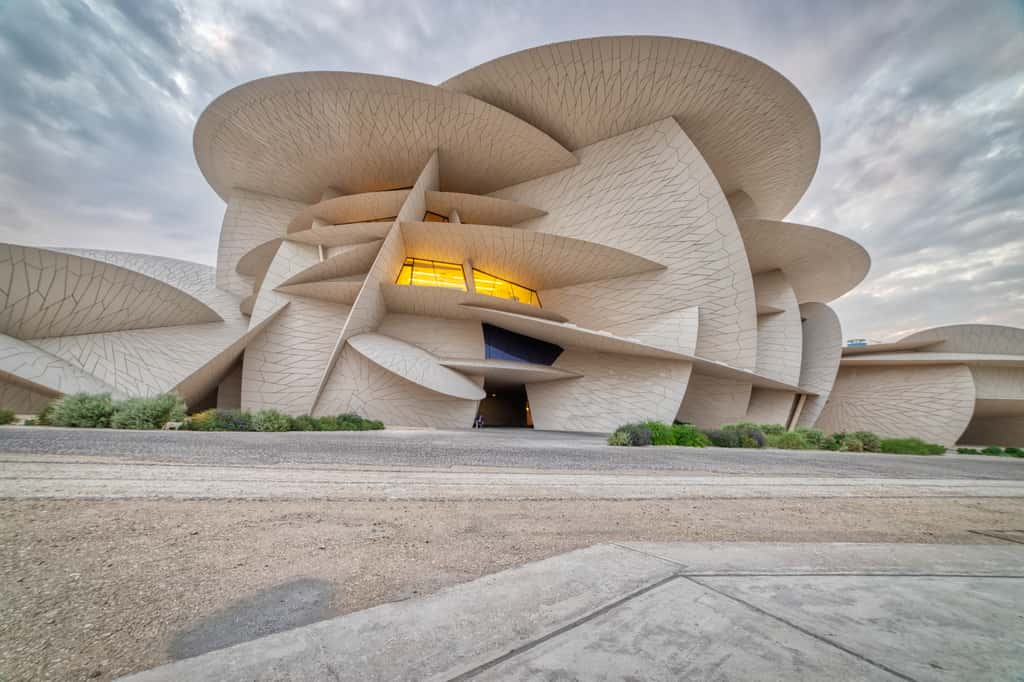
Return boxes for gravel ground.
[2,426,1022,479]
[3,496,1022,681]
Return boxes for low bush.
[1006,447,1023,457]
[850,431,882,452]
[879,438,946,455]
[0,408,15,425]
[645,420,675,446]
[290,415,318,431]
[703,428,739,448]
[720,423,765,448]
[981,446,1004,455]
[184,409,253,431]
[752,422,787,436]
[110,394,186,430]
[840,436,865,452]
[51,393,115,428]
[957,447,980,454]
[186,409,218,431]
[794,427,826,449]
[252,409,292,432]
[335,413,384,431]
[36,402,55,426]
[607,422,652,446]
[671,423,711,447]
[766,431,808,450]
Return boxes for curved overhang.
[347,332,485,400]
[0,244,223,339]
[898,324,1024,356]
[287,190,410,234]
[194,72,578,204]
[442,35,820,219]
[400,221,665,290]
[739,219,870,303]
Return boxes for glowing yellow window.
[472,269,540,307]
[423,211,449,222]
[395,258,466,290]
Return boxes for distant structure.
[819,324,1024,446]
[14,35,1009,442]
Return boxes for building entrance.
[476,382,532,427]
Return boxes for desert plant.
[252,409,292,432]
[720,424,765,448]
[51,393,115,428]
[822,432,846,451]
[1005,447,1023,457]
[214,410,253,431]
[186,409,218,431]
[36,402,55,426]
[839,436,865,452]
[0,408,15,425]
[645,420,675,445]
[794,427,826,449]
[703,428,740,448]
[879,438,946,455]
[981,446,1004,455]
[110,394,186,430]
[754,422,787,436]
[850,431,881,452]
[290,415,318,431]
[608,422,652,446]
[671,423,711,447]
[957,447,980,454]
[607,431,632,446]
[766,430,808,450]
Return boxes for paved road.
[4,455,1023,500]
[2,426,1022,479]
[124,542,1024,681]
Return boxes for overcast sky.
[1,0,1021,341]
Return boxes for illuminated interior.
[473,269,541,307]
[395,258,466,290]
[423,211,449,222]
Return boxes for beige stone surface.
[816,365,976,446]
[443,35,819,219]
[676,373,752,428]
[744,388,796,425]
[796,303,843,428]
[346,333,486,401]
[424,191,544,226]
[194,72,577,203]
[493,117,758,370]
[752,271,803,386]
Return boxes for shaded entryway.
[477,382,532,427]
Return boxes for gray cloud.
[0,0,1021,340]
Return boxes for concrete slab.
[120,543,1024,682]
[618,541,1024,576]
[121,544,677,682]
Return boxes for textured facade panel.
[744,388,796,425]
[313,345,480,427]
[493,118,757,369]
[970,367,1024,400]
[442,35,819,219]
[796,303,843,427]
[0,332,117,397]
[216,190,308,299]
[376,314,484,360]
[346,333,485,400]
[752,271,802,385]
[899,324,1024,355]
[0,244,221,339]
[424,192,544,226]
[526,350,692,432]
[815,365,976,446]
[676,373,752,428]
[0,376,55,413]
[194,72,577,203]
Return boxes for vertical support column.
[788,393,807,431]
[462,259,475,293]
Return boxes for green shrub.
[290,415,318,431]
[794,427,826,449]
[645,421,675,445]
[822,432,845,451]
[754,422,787,436]
[23,419,37,426]
[252,409,292,432]
[329,413,383,430]
[0,408,15,425]
[607,422,652,446]
[52,393,115,428]
[607,431,632,446]
[720,424,765,448]
[957,447,980,454]
[185,409,253,431]
[850,431,881,452]
[703,429,739,448]
[766,431,808,450]
[879,438,946,455]
[110,394,186,430]
[981,446,1004,455]
[840,436,865,452]
[1005,447,1023,457]
[36,402,55,426]
[186,409,218,431]
[671,423,711,447]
